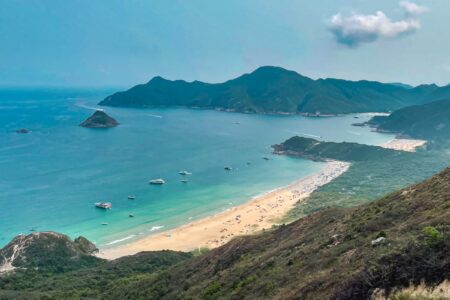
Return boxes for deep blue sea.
[0,89,395,247]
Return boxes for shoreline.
[380,138,426,152]
[98,160,350,259]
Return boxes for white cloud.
[329,1,427,47]
[400,1,428,16]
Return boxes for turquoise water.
[0,89,395,247]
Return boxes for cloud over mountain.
[329,1,427,47]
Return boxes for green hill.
[368,98,450,142]
[1,165,449,299]
[273,136,403,162]
[0,232,103,273]
[99,66,450,115]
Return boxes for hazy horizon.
[1,0,449,87]
[0,64,447,89]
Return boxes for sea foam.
[105,234,136,246]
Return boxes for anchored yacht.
[95,202,112,209]
[149,178,165,185]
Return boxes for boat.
[181,180,188,183]
[178,170,192,175]
[149,178,165,185]
[101,222,108,225]
[129,214,134,218]
[263,157,270,160]
[95,202,112,209]
[224,166,233,171]
[128,196,136,200]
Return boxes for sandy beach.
[99,160,350,259]
[380,138,426,152]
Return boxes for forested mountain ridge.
[99,66,450,115]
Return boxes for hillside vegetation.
[273,137,448,220]
[273,136,402,162]
[0,232,102,273]
[99,66,450,115]
[368,98,450,144]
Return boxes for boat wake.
[147,113,163,119]
[286,130,321,139]
[74,102,104,111]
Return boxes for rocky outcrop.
[0,232,102,272]
[74,236,99,254]
[80,110,119,128]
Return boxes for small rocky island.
[16,128,30,134]
[80,110,119,128]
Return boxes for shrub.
[422,227,443,247]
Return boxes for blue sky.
[0,0,449,87]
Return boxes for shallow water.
[0,89,395,247]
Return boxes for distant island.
[80,110,119,128]
[99,66,450,115]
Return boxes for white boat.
[178,170,192,175]
[181,179,188,183]
[128,196,136,200]
[149,178,165,185]
[95,202,112,209]
[224,166,233,171]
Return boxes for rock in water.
[80,110,119,128]
[15,128,30,134]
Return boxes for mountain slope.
[99,66,450,115]
[368,98,450,142]
[104,166,450,299]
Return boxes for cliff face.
[80,110,119,128]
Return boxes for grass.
[284,149,449,222]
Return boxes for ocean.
[0,88,395,247]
